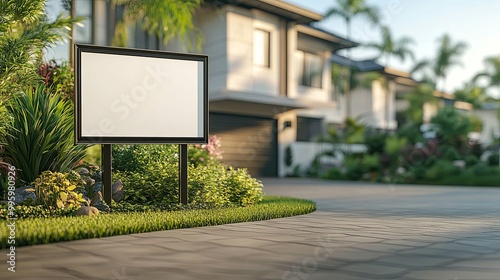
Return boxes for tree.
[412,34,467,92]
[0,0,77,98]
[112,0,204,50]
[324,0,382,118]
[474,55,500,95]
[364,26,415,66]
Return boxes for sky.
[285,0,500,97]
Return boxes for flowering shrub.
[189,135,223,166]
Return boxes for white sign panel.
[75,44,208,144]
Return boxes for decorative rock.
[91,191,110,213]
[74,167,90,176]
[13,186,36,205]
[112,179,124,202]
[92,182,102,193]
[74,206,99,216]
[83,177,96,189]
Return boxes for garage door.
[209,113,278,177]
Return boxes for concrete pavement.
[2,178,500,279]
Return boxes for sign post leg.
[179,144,188,205]
[102,144,113,206]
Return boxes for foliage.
[1,86,88,185]
[0,204,74,219]
[111,0,204,51]
[430,106,472,147]
[411,34,467,91]
[0,0,78,98]
[401,83,436,126]
[321,167,346,180]
[364,25,415,65]
[324,0,381,40]
[0,196,316,248]
[365,133,387,154]
[474,55,500,95]
[190,135,223,167]
[343,117,366,143]
[112,143,262,207]
[37,60,75,100]
[33,171,86,210]
[424,160,461,181]
[384,135,408,156]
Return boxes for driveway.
[2,179,500,280]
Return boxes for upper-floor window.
[297,50,322,88]
[74,0,93,43]
[253,29,270,67]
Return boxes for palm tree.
[364,26,415,66]
[474,55,500,95]
[324,0,382,118]
[111,0,204,51]
[0,0,77,98]
[412,34,467,92]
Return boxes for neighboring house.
[472,102,499,146]
[330,55,417,131]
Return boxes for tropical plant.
[454,82,488,108]
[0,0,78,98]
[364,26,415,66]
[474,55,500,100]
[402,83,437,125]
[411,34,467,91]
[111,0,204,50]
[430,106,472,147]
[1,86,88,185]
[324,0,382,118]
[33,171,86,210]
[38,60,75,100]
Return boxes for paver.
[2,179,500,279]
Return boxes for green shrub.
[321,167,345,180]
[467,162,497,176]
[487,153,500,166]
[33,171,86,210]
[344,157,366,180]
[112,144,262,207]
[464,154,479,167]
[1,86,87,185]
[424,160,461,181]
[0,196,316,248]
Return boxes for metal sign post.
[179,144,188,204]
[102,144,112,205]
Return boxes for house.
[46,0,360,177]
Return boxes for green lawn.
[0,196,316,248]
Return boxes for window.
[297,50,323,88]
[74,0,93,43]
[253,29,270,67]
[296,117,323,142]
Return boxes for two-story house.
[46,0,357,177]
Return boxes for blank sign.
[75,44,208,144]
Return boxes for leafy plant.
[112,143,262,207]
[0,0,78,98]
[1,86,88,184]
[33,171,86,210]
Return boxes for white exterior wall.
[197,8,228,94]
[225,7,280,95]
[473,109,499,146]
